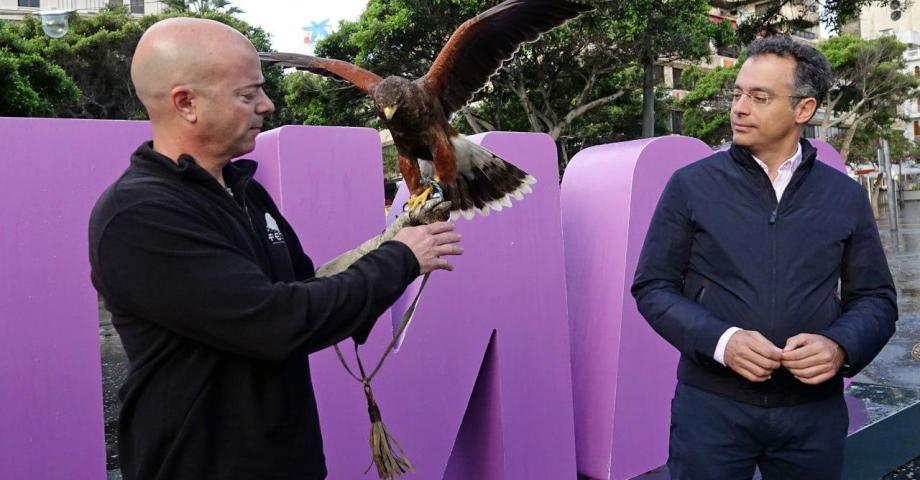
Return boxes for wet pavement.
[99,301,127,473]
[868,200,920,480]
[99,202,920,479]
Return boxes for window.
[803,125,820,139]
[671,112,684,135]
[654,65,665,84]
[131,0,144,14]
[914,121,920,136]
[17,0,40,7]
[914,66,919,78]
[673,68,684,90]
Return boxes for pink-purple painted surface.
[562,136,715,480]
[270,130,577,479]
[810,138,848,173]
[562,136,850,480]
[0,117,855,480]
[0,118,151,480]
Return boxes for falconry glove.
[315,198,451,278]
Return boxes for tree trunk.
[547,90,625,140]
[642,60,655,138]
[837,117,864,163]
[870,173,884,220]
[461,108,485,134]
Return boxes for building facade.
[849,3,920,142]
[0,0,166,22]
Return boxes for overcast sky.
[232,0,369,53]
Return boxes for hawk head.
[371,77,414,123]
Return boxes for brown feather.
[398,155,423,195]
[258,52,383,94]
[422,0,592,116]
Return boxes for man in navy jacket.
[632,36,896,479]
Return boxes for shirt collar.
[752,142,803,175]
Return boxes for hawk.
[260,0,592,220]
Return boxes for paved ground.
[873,200,920,480]
[99,201,920,479]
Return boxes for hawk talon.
[425,178,445,200]
[405,186,434,212]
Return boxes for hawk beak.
[383,105,398,121]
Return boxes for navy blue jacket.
[632,139,897,407]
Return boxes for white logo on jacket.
[264,213,285,244]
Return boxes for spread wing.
[422,0,592,116]
[258,52,383,95]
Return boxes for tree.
[0,20,79,117]
[707,0,909,42]
[838,115,918,166]
[677,60,741,145]
[280,0,724,167]
[610,0,734,137]
[12,5,284,126]
[163,0,243,15]
[818,34,919,162]
[15,8,146,119]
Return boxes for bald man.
[89,18,461,480]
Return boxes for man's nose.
[258,92,275,115]
[731,94,751,116]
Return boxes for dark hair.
[746,35,833,106]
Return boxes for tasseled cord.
[365,382,414,477]
[333,273,430,478]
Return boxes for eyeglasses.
[727,89,810,106]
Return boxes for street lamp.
[37,10,74,39]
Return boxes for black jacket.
[88,142,419,480]
[632,139,897,407]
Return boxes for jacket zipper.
[752,165,778,407]
[225,176,259,239]
[756,151,813,407]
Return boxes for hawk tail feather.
[440,137,536,221]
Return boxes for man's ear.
[171,86,197,123]
[796,97,818,126]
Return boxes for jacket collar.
[131,141,258,194]
[728,138,818,175]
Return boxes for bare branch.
[549,90,626,139]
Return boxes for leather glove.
[315,198,451,277]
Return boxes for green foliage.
[678,60,742,145]
[0,20,79,117]
[16,8,146,118]
[819,34,919,162]
[163,0,243,15]
[278,0,722,163]
[724,0,907,42]
[618,0,728,64]
[9,5,282,125]
[837,126,919,166]
[280,71,378,128]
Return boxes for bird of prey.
[260,0,592,220]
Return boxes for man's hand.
[393,221,463,274]
[781,334,845,385]
[724,330,783,382]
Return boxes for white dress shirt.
[713,143,803,366]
